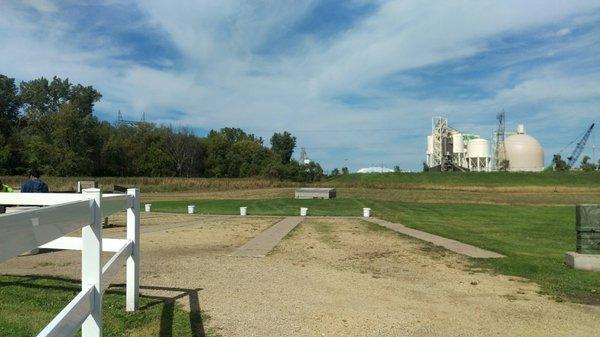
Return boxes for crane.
[566,123,595,168]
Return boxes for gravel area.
[1,214,599,336]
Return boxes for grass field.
[3,171,600,193]
[0,275,205,337]
[0,176,296,193]
[326,171,600,188]
[149,198,600,304]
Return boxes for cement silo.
[425,116,491,171]
[426,135,433,166]
[504,124,544,172]
[466,138,491,172]
[452,133,465,167]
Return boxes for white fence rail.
[0,188,140,337]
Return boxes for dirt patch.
[1,215,599,336]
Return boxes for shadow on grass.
[0,275,207,337]
[133,284,206,337]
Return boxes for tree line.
[552,154,600,172]
[0,74,323,181]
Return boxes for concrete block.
[564,252,600,272]
[295,188,336,199]
[77,181,98,193]
[576,204,600,229]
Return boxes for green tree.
[393,165,401,172]
[100,124,130,176]
[341,167,349,175]
[552,155,569,172]
[0,73,325,180]
[330,168,340,176]
[270,131,296,164]
[0,75,21,133]
[499,159,510,172]
[203,128,266,178]
[0,74,23,173]
[580,156,597,172]
[18,76,103,175]
[298,161,324,182]
[165,127,204,177]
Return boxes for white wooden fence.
[0,188,140,337]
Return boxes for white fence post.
[126,188,140,311]
[81,188,102,337]
[0,189,142,336]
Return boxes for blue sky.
[1,0,599,171]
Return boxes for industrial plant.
[426,111,545,172]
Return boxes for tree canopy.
[0,74,323,182]
[270,131,296,164]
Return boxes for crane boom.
[567,123,595,167]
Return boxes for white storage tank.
[427,135,433,155]
[452,133,464,154]
[504,124,544,172]
[466,138,491,172]
[466,138,490,158]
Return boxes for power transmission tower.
[493,109,506,169]
[116,110,148,126]
[117,110,125,124]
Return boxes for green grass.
[151,198,372,216]
[3,171,600,194]
[0,275,209,336]
[150,198,600,304]
[326,171,600,188]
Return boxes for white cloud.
[21,0,57,12]
[1,0,599,170]
[557,27,572,36]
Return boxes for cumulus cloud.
[0,0,599,170]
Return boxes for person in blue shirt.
[21,169,49,193]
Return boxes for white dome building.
[504,124,544,172]
[357,166,394,173]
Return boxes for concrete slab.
[565,252,600,271]
[364,217,505,259]
[295,187,336,199]
[231,217,304,257]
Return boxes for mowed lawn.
[0,275,202,337]
[150,198,600,304]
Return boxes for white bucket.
[300,207,308,216]
[188,205,195,214]
[144,204,151,212]
[363,208,371,217]
[240,207,247,216]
